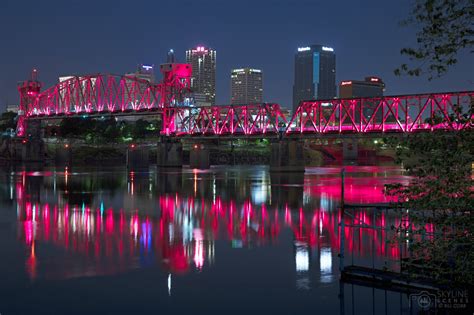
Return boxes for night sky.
[0,0,472,110]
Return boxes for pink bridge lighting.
[286,91,473,134]
[17,68,473,137]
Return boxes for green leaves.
[395,0,473,79]
[385,110,473,285]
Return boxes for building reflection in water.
[11,166,409,292]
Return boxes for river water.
[0,164,417,314]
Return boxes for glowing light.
[142,65,153,71]
[168,274,172,296]
[298,47,311,52]
[295,242,309,272]
[193,229,204,270]
[341,81,352,86]
[320,247,333,283]
[322,46,334,52]
[370,77,380,82]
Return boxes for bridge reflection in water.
[11,166,410,286]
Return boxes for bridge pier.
[270,140,305,172]
[157,141,183,168]
[126,144,150,171]
[189,143,210,169]
[342,138,358,161]
[55,143,72,166]
[12,139,44,162]
[12,120,45,162]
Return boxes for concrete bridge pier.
[342,138,358,161]
[189,143,210,169]
[55,143,72,166]
[13,138,44,162]
[270,140,305,173]
[126,144,150,171]
[157,140,183,168]
[12,120,45,162]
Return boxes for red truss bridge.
[161,103,287,136]
[17,65,192,136]
[17,69,473,137]
[287,92,473,135]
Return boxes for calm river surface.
[0,164,416,314]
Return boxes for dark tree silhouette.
[395,0,473,79]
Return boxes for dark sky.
[0,0,472,110]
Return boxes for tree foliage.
[385,129,474,285]
[395,0,473,79]
[58,117,158,143]
[0,112,17,132]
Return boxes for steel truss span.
[26,74,164,117]
[18,75,473,138]
[287,91,473,134]
[162,103,287,136]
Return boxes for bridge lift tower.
[17,69,42,137]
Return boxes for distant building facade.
[338,76,385,98]
[230,68,263,104]
[186,46,216,105]
[167,49,176,63]
[339,77,386,123]
[293,44,336,112]
[192,93,212,107]
[126,64,155,83]
[6,104,19,114]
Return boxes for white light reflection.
[295,241,310,290]
[168,274,171,296]
[320,247,333,283]
[295,243,309,272]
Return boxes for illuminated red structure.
[17,69,42,136]
[286,91,473,134]
[16,65,192,135]
[163,103,287,136]
[17,68,473,137]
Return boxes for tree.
[395,0,473,79]
[385,127,473,285]
[0,112,17,131]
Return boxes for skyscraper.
[230,68,263,104]
[186,46,216,105]
[292,44,336,112]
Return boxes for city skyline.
[0,0,472,111]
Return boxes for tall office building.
[293,44,336,112]
[338,76,385,98]
[230,68,263,104]
[186,46,216,105]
